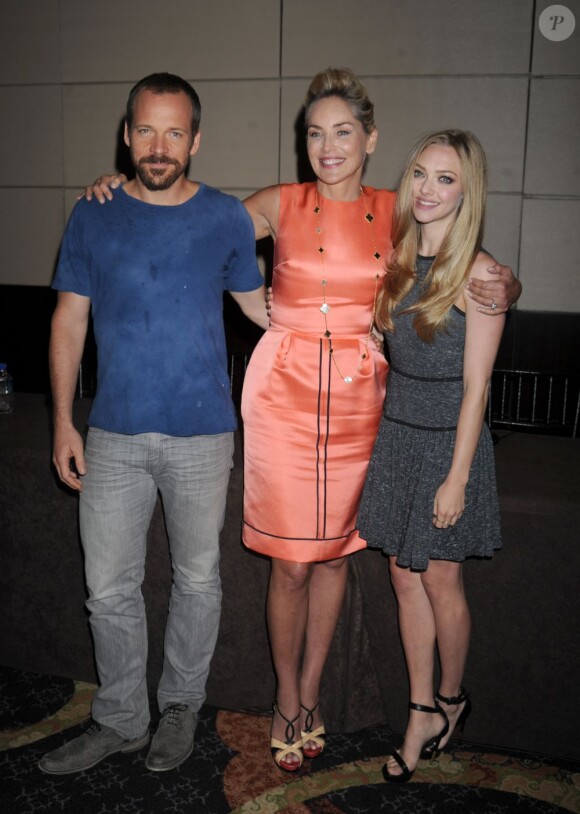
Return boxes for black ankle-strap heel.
[383,701,449,783]
[435,686,472,738]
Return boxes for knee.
[85,559,145,606]
[389,560,421,600]
[271,560,313,593]
[319,556,348,573]
[86,576,145,617]
[422,562,463,600]
[172,556,221,596]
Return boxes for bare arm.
[81,173,127,204]
[433,254,506,528]
[49,291,91,490]
[466,261,521,314]
[243,186,281,241]
[229,285,269,331]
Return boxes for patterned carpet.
[1,666,579,814]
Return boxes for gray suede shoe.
[145,704,197,772]
[38,721,150,775]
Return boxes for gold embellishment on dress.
[314,187,382,383]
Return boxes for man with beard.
[39,73,268,775]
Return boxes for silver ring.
[491,300,497,310]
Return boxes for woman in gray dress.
[357,130,505,783]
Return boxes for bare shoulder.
[470,250,497,282]
[244,184,280,207]
[243,185,281,239]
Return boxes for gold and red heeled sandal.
[271,703,303,772]
[300,702,326,759]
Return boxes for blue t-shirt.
[53,184,262,436]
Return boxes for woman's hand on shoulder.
[464,254,507,325]
[79,173,127,203]
[466,252,521,314]
[243,185,280,241]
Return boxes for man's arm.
[467,262,522,314]
[49,291,91,491]
[229,286,269,331]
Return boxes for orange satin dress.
[242,183,395,562]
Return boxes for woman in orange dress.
[241,70,394,770]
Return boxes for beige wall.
[0,0,578,312]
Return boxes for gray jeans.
[79,428,234,739]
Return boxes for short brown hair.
[126,72,202,136]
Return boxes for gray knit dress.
[357,255,502,571]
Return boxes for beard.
[134,154,187,191]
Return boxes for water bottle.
[0,362,14,415]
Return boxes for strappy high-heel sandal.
[300,702,326,759]
[436,686,472,740]
[382,701,449,784]
[270,703,303,772]
[421,687,471,758]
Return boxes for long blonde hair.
[377,129,488,341]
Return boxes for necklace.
[314,186,382,383]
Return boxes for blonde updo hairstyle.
[376,129,488,341]
[304,68,375,135]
